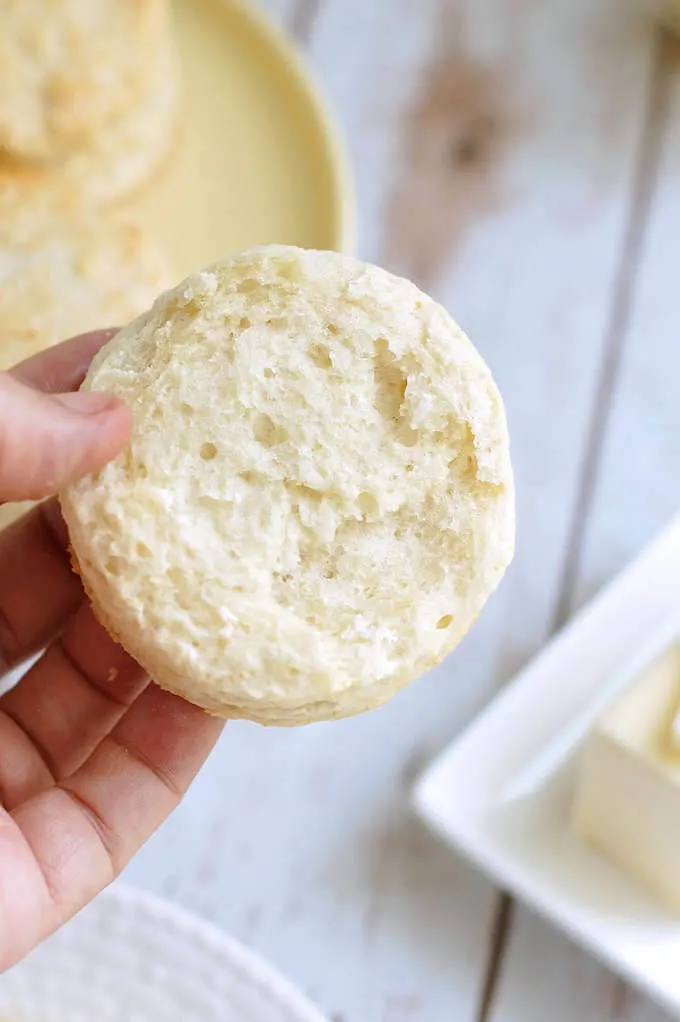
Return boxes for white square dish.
[413,515,680,1016]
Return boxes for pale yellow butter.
[572,643,680,911]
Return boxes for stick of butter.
[572,643,680,911]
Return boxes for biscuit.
[0,211,172,532]
[0,215,172,372]
[0,0,177,203]
[61,246,515,725]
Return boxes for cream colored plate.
[0,884,327,1022]
[127,0,353,280]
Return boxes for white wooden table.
[126,1,680,1019]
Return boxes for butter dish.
[413,516,680,1015]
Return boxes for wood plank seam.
[473,25,670,1022]
[474,894,515,1022]
[551,25,670,634]
[289,0,323,44]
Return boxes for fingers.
[60,686,224,871]
[10,330,119,395]
[0,372,131,503]
[0,502,83,675]
[0,330,224,969]
[0,809,55,970]
[0,690,223,970]
[0,329,130,666]
[0,604,147,807]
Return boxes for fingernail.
[52,391,119,416]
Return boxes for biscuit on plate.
[0,0,178,203]
[0,211,172,532]
[0,215,172,372]
[61,246,515,725]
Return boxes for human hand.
[0,333,224,970]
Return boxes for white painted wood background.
[126,1,680,1019]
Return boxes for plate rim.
[215,0,356,256]
[102,883,329,1022]
[3,882,328,1022]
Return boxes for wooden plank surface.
[488,26,680,1022]
[125,1,673,1020]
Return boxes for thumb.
[0,372,131,502]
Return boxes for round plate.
[0,884,327,1022]
[127,0,354,279]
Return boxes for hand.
[0,334,224,970]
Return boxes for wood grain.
[488,25,680,1022]
[383,4,524,289]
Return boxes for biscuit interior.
[61,246,515,725]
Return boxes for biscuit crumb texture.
[0,0,177,202]
[0,214,172,372]
[62,246,515,725]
